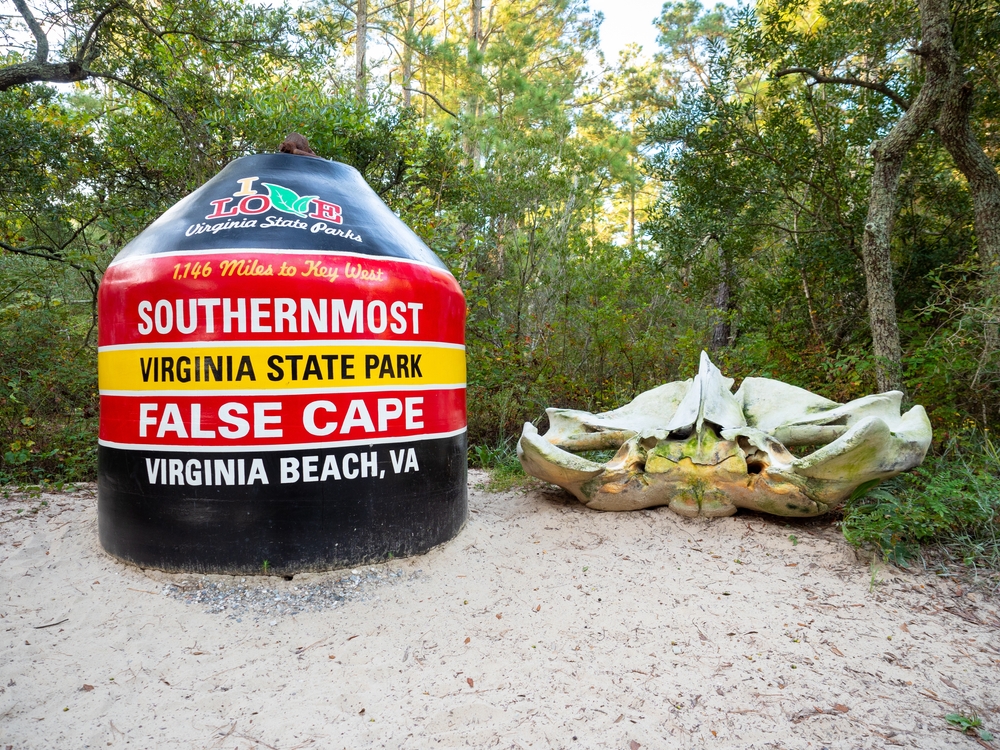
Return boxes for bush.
[0,291,98,485]
[841,428,1000,574]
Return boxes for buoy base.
[97,434,467,575]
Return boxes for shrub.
[841,428,1000,575]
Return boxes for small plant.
[469,437,531,492]
[788,534,799,546]
[945,712,993,741]
[868,562,883,593]
[261,559,271,573]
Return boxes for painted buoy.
[97,153,467,573]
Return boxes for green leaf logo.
[262,183,318,218]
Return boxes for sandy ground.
[2,472,1000,750]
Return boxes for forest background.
[2,0,999,572]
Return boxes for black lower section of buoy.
[97,434,467,574]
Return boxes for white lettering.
[254,402,283,438]
[198,298,220,333]
[366,300,387,333]
[303,400,338,436]
[331,299,364,333]
[246,458,268,484]
[340,400,375,434]
[137,301,153,335]
[223,297,246,333]
[302,455,319,482]
[175,299,198,334]
[342,453,359,479]
[275,298,297,333]
[250,298,272,332]
[408,302,423,334]
[139,403,158,437]
[133,297,425,336]
[377,398,403,431]
[218,402,250,438]
[190,403,216,438]
[321,454,341,480]
[185,459,202,486]
[154,300,173,334]
[156,403,188,438]
[280,456,300,483]
[145,457,163,483]
[405,397,424,429]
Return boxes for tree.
[1,0,290,94]
[772,0,1000,392]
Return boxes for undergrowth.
[842,428,1000,581]
[468,439,532,492]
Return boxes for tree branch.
[0,60,87,90]
[11,0,48,63]
[87,71,188,133]
[77,2,122,64]
[773,66,911,112]
[403,87,457,117]
[0,241,89,272]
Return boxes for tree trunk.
[937,82,1000,285]
[470,0,482,65]
[402,0,415,106]
[710,248,732,351]
[629,173,635,245]
[860,0,953,393]
[464,0,483,161]
[355,0,367,105]
[937,77,1000,384]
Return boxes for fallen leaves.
[33,619,68,630]
[918,688,953,704]
[80,684,94,692]
[790,704,850,723]
[830,646,844,657]
[466,677,474,687]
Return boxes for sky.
[589,0,666,62]
[591,0,743,62]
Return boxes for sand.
[2,471,1000,749]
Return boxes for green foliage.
[645,0,1000,433]
[468,438,529,493]
[945,712,993,741]
[842,430,1000,570]
[0,271,98,483]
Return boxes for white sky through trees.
[589,0,664,61]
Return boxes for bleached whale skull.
[518,352,932,517]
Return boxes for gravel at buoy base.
[162,566,420,621]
